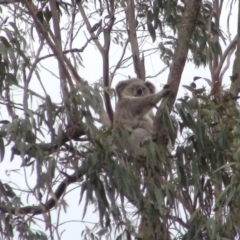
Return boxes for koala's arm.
[129,87,170,116]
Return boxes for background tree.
[0,0,239,239]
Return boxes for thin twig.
[77,2,104,54]
[110,38,130,84]
[22,0,83,85]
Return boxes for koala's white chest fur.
[136,111,154,130]
[142,113,153,127]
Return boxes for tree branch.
[49,0,72,100]
[154,0,202,134]
[11,124,86,157]
[0,0,20,3]
[126,0,145,80]
[110,38,129,83]
[0,164,87,215]
[101,1,115,126]
[34,38,98,65]
[78,1,114,126]
[214,35,237,81]
[22,0,83,85]
[230,0,240,96]
[77,2,104,54]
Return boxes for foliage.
[0,0,239,240]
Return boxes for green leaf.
[182,85,195,93]
[147,10,154,22]
[147,21,156,42]
[8,22,20,36]
[90,22,101,33]
[43,7,52,22]
[36,11,44,23]
[96,228,108,236]
[0,36,12,48]
[46,95,54,127]
[0,137,4,161]
[6,73,18,85]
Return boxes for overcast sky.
[0,1,238,239]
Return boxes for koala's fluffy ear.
[145,81,155,94]
[116,80,128,98]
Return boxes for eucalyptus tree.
[0,0,239,239]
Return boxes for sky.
[0,1,238,239]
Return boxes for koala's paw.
[162,84,172,96]
[151,132,158,142]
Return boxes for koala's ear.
[116,80,128,98]
[145,81,155,94]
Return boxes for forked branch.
[78,1,114,125]
[154,0,202,133]
[0,165,87,215]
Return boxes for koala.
[114,78,171,156]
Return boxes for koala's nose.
[136,87,143,95]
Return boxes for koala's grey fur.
[114,78,170,156]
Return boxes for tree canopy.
[0,0,240,239]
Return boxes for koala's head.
[116,78,155,99]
